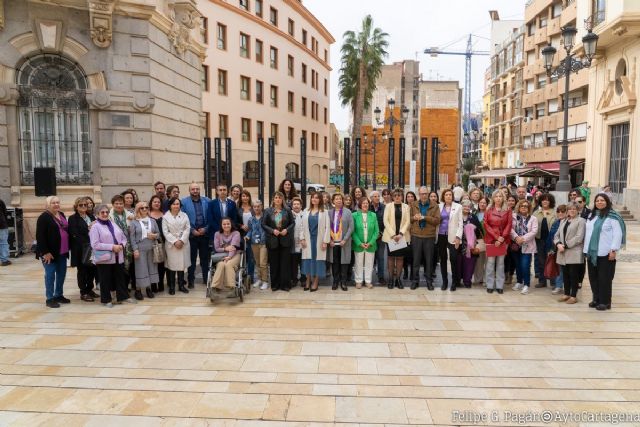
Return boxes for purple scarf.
[97,218,119,245]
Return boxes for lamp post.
[374,99,409,189]
[363,133,369,189]
[541,26,598,192]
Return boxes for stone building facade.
[0,0,205,239]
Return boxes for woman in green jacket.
[352,197,380,289]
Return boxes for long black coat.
[68,213,95,267]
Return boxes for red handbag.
[544,253,560,279]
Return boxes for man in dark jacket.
[0,198,10,266]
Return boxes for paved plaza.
[0,224,639,426]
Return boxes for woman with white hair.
[36,196,71,308]
[129,201,160,299]
[483,190,513,294]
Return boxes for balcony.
[547,16,561,35]
[567,103,588,126]
[520,139,586,164]
[544,80,558,100]
[522,92,533,109]
[534,26,548,45]
[532,87,545,105]
[560,0,576,27]
[524,35,535,52]
[542,114,558,132]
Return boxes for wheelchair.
[205,240,251,303]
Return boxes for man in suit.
[181,182,211,287]
[207,184,239,239]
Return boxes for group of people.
[33,179,626,311]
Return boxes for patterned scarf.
[331,208,343,241]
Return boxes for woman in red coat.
[483,190,513,293]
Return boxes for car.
[292,178,325,194]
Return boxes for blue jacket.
[181,196,211,236]
[246,215,266,245]
[545,218,561,254]
[207,198,239,238]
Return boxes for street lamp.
[541,26,599,192]
[375,98,409,189]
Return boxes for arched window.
[243,160,259,187]
[285,162,299,180]
[17,55,91,185]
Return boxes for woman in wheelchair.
[211,218,241,291]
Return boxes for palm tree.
[338,15,389,178]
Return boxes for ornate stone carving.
[0,84,19,105]
[0,0,5,31]
[168,0,201,56]
[597,58,637,116]
[132,93,154,112]
[88,0,116,48]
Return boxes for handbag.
[81,243,94,266]
[152,240,166,263]
[544,252,560,279]
[93,250,113,263]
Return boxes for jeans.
[515,252,532,286]
[374,237,386,282]
[485,255,505,290]
[0,228,9,262]
[188,234,210,285]
[246,241,255,279]
[554,269,564,289]
[43,254,68,300]
[412,236,435,284]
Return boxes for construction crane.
[424,34,489,158]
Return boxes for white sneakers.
[253,280,261,288]
[260,282,269,290]
[520,286,530,295]
[512,282,523,291]
[551,287,563,295]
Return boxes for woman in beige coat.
[162,197,191,295]
[382,188,411,289]
[553,201,586,304]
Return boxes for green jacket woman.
[352,210,379,253]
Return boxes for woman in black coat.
[68,197,98,302]
[262,191,295,291]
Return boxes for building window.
[301,63,307,83]
[288,126,294,147]
[527,23,535,36]
[255,39,263,63]
[271,123,278,144]
[324,107,327,124]
[288,18,294,36]
[592,0,606,26]
[311,36,317,53]
[243,160,259,187]
[217,23,227,50]
[204,111,210,137]
[537,75,546,89]
[201,65,209,91]
[539,16,548,28]
[257,121,264,138]
[255,0,263,17]
[256,80,263,104]
[270,46,278,69]
[302,29,307,46]
[287,55,294,77]
[219,114,228,139]
[17,55,91,185]
[324,78,327,96]
[241,117,251,141]
[269,7,278,26]
[201,17,208,44]
[536,103,545,118]
[240,75,250,100]
[239,0,249,11]
[240,32,250,58]
[552,3,562,18]
[288,91,294,112]
[218,69,227,95]
[324,136,327,152]
[324,49,328,63]
[302,97,307,116]
[270,85,278,107]
[310,101,315,120]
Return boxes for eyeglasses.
[99,211,109,215]
[577,201,584,204]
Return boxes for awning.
[471,167,560,179]
[526,160,585,171]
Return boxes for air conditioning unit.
[516,160,525,168]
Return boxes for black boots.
[177,271,189,293]
[168,272,176,295]
[340,281,348,291]
[146,288,155,298]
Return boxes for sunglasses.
[577,201,584,204]
[140,207,149,210]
